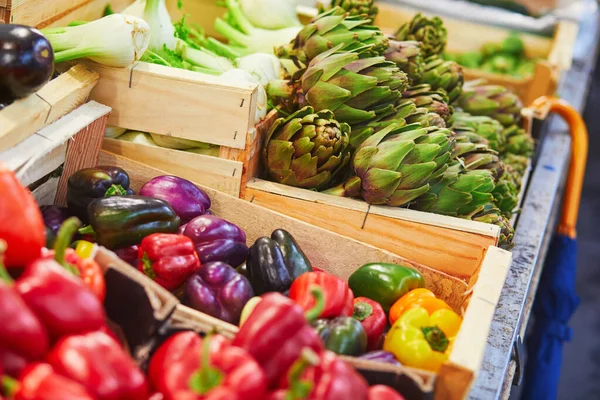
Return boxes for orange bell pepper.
[389,288,451,325]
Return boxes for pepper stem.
[1,375,19,397]
[54,217,82,276]
[105,184,127,197]
[78,225,96,236]
[352,302,374,321]
[422,326,449,353]
[0,240,14,284]
[285,348,321,400]
[189,334,224,395]
[304,286,325,322]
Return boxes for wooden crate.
[0,64,99,153]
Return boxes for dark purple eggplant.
[40,205,70,236]
[139,176,211,223]
[359,350,402,366]
[114,245,139,267]
[182,214,248,267]
[0,24,54,103]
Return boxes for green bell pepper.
[312,317,367,356]
[348,263,424,312]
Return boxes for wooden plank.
[547,20,579,71]
[31,177,60,205]
[102,138,244,198]
[245,179,498,279]
[86,61,256,149]
[0,64,99,153]
[18,143,67,188]
[97,150,469,310]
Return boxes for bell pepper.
[10,363,95,400]
[383,307,462,372]
[182,215,248,267]
[245,230,312,295]
[67,166,134,223]
[0,164,45,267]
[368,385,406,400]
[289,272,353,318]
[312,317,367,356]
[114,245,139,267]
[239,296,262,326]
[184,261,254,324]
[40,205,69,239]
[232,288,325,387]
[353,297,386,351]
[83,196,180,249]
[269,349,369,400]
[47,330,149,400]
[148,332,267,400]
[0,346,29,377]
[137,233,201,290]
[358,350,401,366]
[389,288,452,325]
[348,263,424,312]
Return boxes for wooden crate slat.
[31,177,60,205]
[102,138,244,198]
[87,61,256,149]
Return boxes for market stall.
[0,0,595,398]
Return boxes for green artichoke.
[275,7,388,65]
[405,106,446,128]
[471,204,515,249]
[318,0,379,19]
[453,130,505,181]
[394,13,447,59]
[402,84,453,122]
[502,124,534,156]
[412,162,496,217]
[503,153,529,181]
[457,84,523,127]
[268,44,408,126]
[385,40,424,85]
[450,111,505,152]
[322,175,362,197]
[492,173,519,218]
[263,107,351,190]
[352,123,455,206]
[420,55,464,103]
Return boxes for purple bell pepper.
[184,261,254,324]
[359,350,402,366]
[139,176,211,223]
[182,215,248,267]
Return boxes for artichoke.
[453,130,505,182]
[385,40,424,85]
[352,123,455,206]
[412,162,496,217]
[502,124,534,156]
[318,0,379,19]
[420,55,464,103]
[275,7,388,65]
[322,175,362,197]
[402,84,453,122]
[263,107,351,190]
[405,106,446,128]
[503,153,529,181]
[492,174,519,218]
[457,84,522,127]
[268,44,408,127]
[450,111,505,152]
[472,204,515,249]
[394,13,447,58]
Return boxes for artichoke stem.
[266,79,295,99]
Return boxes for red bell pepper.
[268,349,369,400]
[368,385,406,400]
[10,363,95,400]
[289,272,353,319]
[148,331,267,400]
[0,164,45,268]
[47,331,148,400]
[232,288,325,388]
[0,346,29,378]
[138,234,201,290]
[353,297,387,351]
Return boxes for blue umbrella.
[521,97,588,400]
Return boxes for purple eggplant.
[359,350,402,366]
[139,176,211,223]
[182,215,248,267]
[184,261,254,324]
[114,245,139,267]
[40,206,70,236]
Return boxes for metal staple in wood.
[129,63,140,88]
[361,205,371,229]
[36,93,53,124]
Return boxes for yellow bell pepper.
[383,306,462,372]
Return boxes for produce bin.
[97,150,513,400]
[0,64,99,153]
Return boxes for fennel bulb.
[42,15,150,67]
[237,53,281,86]
[187,145,221,157]
[149,132,209,150]
[144,0,176,50]
[219,69,267,124]
[240,0,301,30]
[117,131,159,146]
[215,0,301,55]
[175,39,234,73]
[122,0,146,18]
[104,126,127,139]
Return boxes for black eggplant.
[0,24,54,103]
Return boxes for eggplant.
[359,350,402,366]
[0,24,54,103]
[139,175,211,223]
[40,205,70,236]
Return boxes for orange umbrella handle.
[529,96,589,239]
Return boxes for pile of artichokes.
[261,8,534,249]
